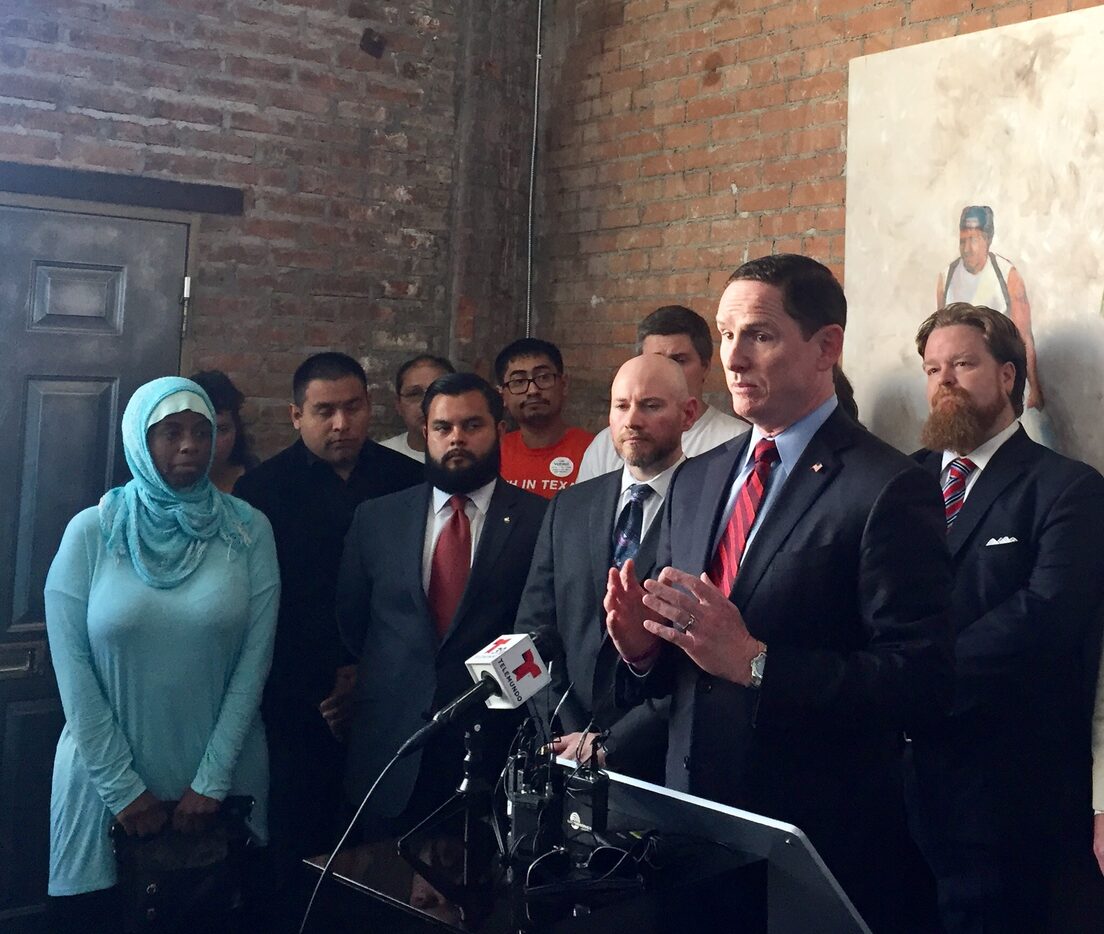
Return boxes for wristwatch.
[749,643,767,689]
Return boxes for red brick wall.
[0,0,536,455]
[536,0,1103,426]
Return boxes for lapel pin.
[812,463,823,473]
[504,516,511,523]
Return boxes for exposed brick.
[845,6,906,38]
[911,0,967,22]
[58,137,144,171]
[0,130,58,160]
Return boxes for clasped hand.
[116,787,221,837]
[604,559,760,685]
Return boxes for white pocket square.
[985,536,1018,546]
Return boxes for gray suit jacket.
[337,479,546,818]
[514,469,668,781]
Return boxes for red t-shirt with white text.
[499,427,594,500]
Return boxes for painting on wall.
[844,6,1104,470]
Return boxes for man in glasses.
[380,354,456,462]
[494,338,594,499]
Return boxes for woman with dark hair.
[190,369,258,493]
[44,376,279,933]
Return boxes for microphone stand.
[397,721,506,927]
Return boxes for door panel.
[0,204,187,928]
[13,378,118,630]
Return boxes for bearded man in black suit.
[907,302,1104,934]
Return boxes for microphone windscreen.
[465,633,551,710]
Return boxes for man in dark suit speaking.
[337,373,546,834]
[514,354,696,781]
[906,303,1104,934]
[605,254,954,932]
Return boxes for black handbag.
[110,795,254,933]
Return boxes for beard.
[425,441,502,494]
[615,430,680,474]
[920,386,1006,454]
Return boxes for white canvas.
[845,7,1104,468]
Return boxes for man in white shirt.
[379,354,455,462]
[907,302,1104,934]
[575,305,745,481]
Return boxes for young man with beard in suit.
[605,254,955,933]
[907,303,1104,934]
[337,372,547,837]
[513,354,696,781]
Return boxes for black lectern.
[301,760,869,934]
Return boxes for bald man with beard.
[514,355,695,780]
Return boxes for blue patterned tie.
[612,483,653,569]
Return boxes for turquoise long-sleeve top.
[44,504,280,896]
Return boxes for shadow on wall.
[866,316,1104,473]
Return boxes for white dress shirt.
[939,420,1020,502]
[421,479,497,591]
[614,455,685,541]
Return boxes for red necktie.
[428,495,471,639]
[708,439,779,596]
[942,457,976,528]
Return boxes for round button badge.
[548,456,574,478]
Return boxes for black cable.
[296,749,403,934]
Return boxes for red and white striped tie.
[942,457,977,528]
[708,439,779,596]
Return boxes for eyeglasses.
[503,371,560,395]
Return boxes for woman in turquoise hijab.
[44,376,280,932]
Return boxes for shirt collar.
[432,478,497,515]
[618,454,686,502]
[940,420,1020,473]
[742,395,839,474]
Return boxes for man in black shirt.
[234,353,422,922]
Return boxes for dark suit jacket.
[513,470,668,781]
[622,407,954,927]
[338,479,546,819]
[909,427,1104,863]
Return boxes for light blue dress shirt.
[713,395,839,558]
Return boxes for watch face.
[750,652,767,680]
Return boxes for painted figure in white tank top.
[937,205,1045,412]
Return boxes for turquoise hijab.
[99,376,254,589]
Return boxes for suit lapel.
[442,480,516,647]
[946,426,1035,556]
[730,412,848,607]
[406,485,435,634]
[588,473,621,611]
[702,437,751,571]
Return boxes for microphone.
[465,632,551,709]
[395,633,551,758]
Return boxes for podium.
[301,760,870,934]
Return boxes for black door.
[0,204,187,931]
